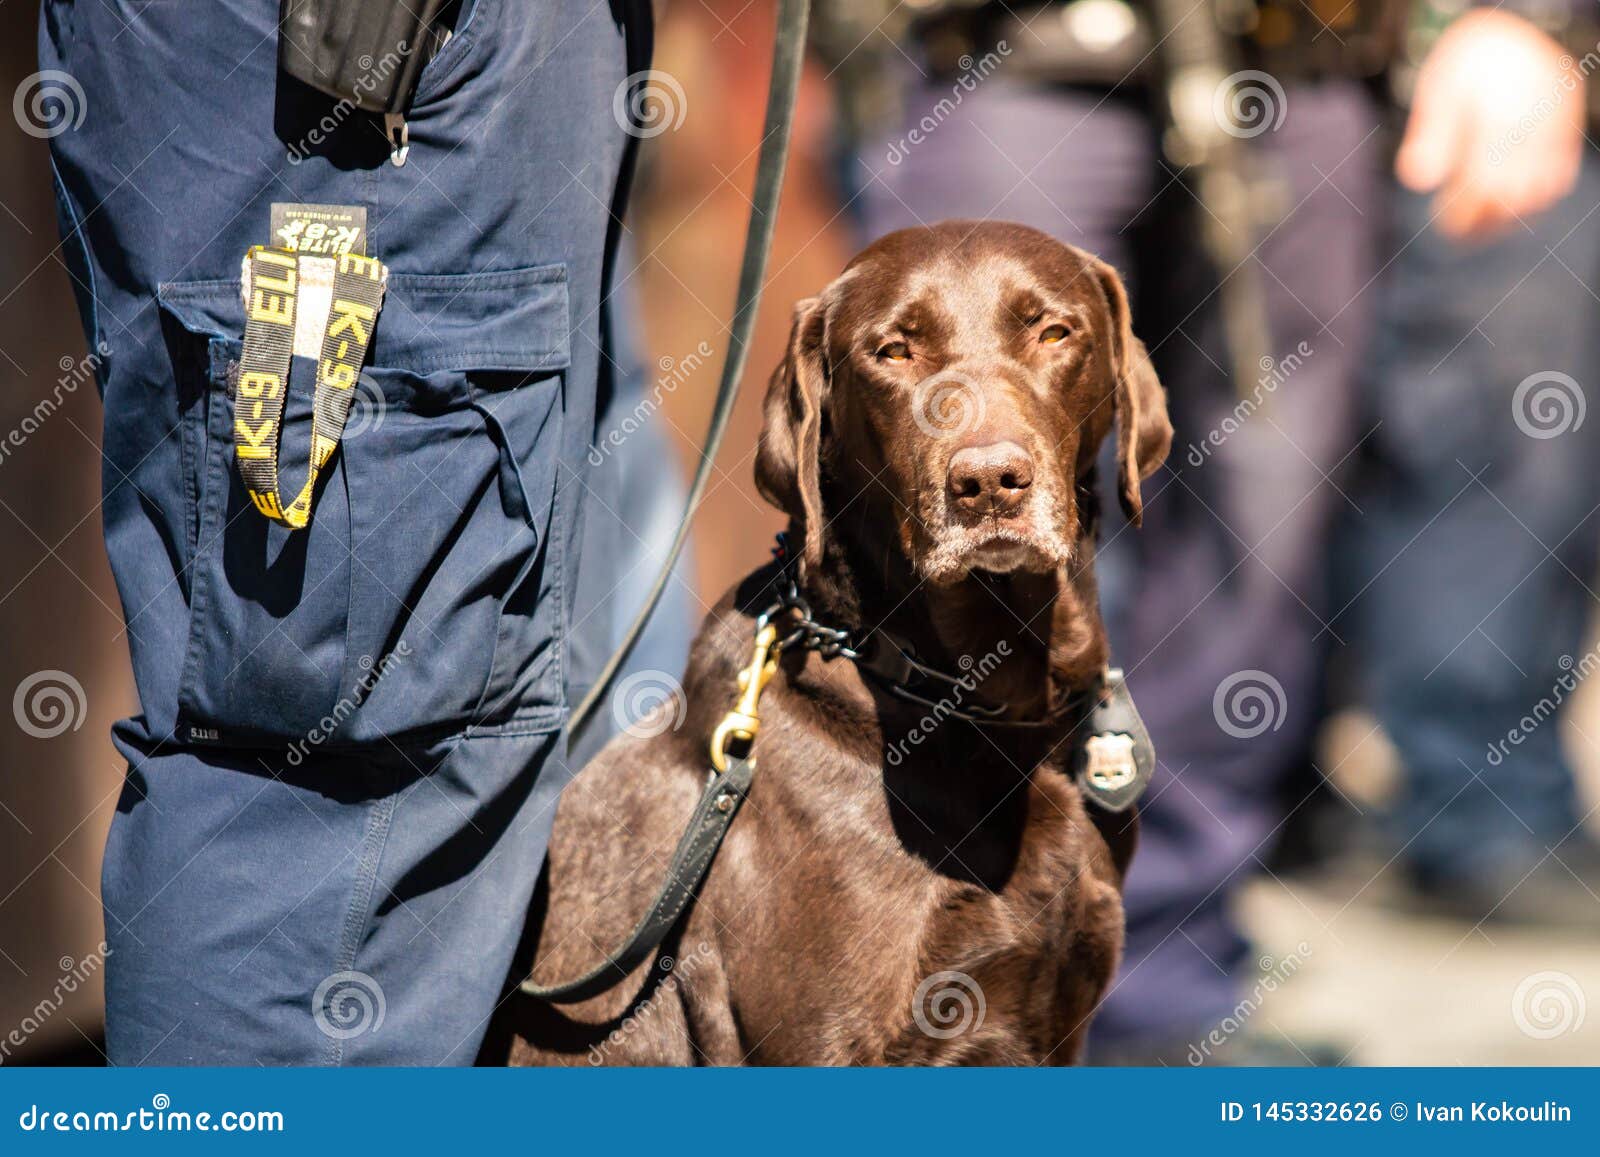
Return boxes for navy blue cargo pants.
[42,0,651,1063]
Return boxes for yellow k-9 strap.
[235,246,387,529]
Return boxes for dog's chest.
[727,772,1116,1065]
[898,811,1102,1057]
[886,889,1083,1063]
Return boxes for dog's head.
[756,221,1171,586]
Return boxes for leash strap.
[236,247,387,529]
[518,755,756,1004]
[566,0,811,739]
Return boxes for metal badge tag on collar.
[1077,668,1155,813]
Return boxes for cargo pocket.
[158,263,571,748]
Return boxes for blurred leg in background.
[568,273,697,769]
[1353,169,1600,926]
[1341,8,1600,931]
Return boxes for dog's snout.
[947,441,1034,516]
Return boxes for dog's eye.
[1039,324,1071,344]
[876,341,912,363]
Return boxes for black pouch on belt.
[278,0,451,114]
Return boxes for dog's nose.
[947,441,1034,516]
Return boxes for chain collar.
[738,534,1155,811]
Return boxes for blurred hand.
[1397,10,1584,240]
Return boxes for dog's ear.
[755,296,829,571]
[1092,259,1171,526]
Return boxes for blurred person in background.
[823,0,1390,1062]
[568,274,698,771]
[1348,4,1600,926]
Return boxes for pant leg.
[1098,81,1379,1048]
[860,82,1156,255]
[44,0,647,1062]
[102,727,569,1065]
[1354,169,1600,880]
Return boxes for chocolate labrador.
[489,220,1171,1066]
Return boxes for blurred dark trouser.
[1353,171,1600,889]
[861,78,1379,1052]
[568,272,698,770]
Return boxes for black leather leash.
[519,754,756,1004]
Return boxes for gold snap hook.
[710,622,780,772]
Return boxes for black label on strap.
[269,203,367,257]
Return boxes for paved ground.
[1228,700,1600,1066]
[1238,875,1599,1065]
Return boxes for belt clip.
[709,622,780,773]
[384,113,410,167]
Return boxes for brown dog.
[489,221,1171,1066]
